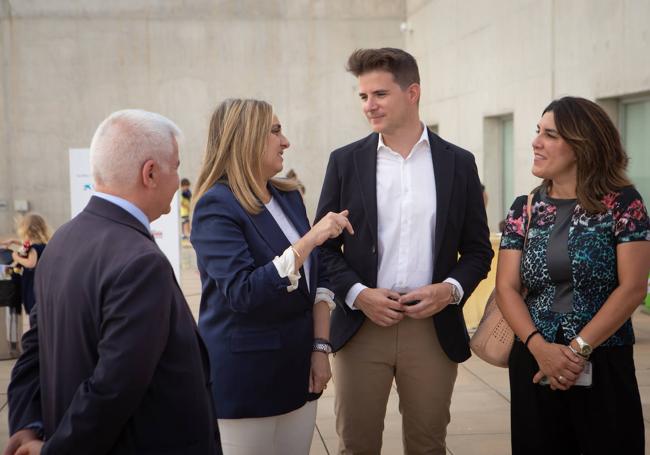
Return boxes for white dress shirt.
[345,124,464,308]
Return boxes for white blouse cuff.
[315,287,336,311]
[443,277,464,301]
[272,247,301,292]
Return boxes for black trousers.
[508,340,644,455]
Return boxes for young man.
[315,48,493,454]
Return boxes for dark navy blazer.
[191,182,328,419]
[8,196,220,454]
[315,130,494,362]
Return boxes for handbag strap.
[523,192,534,250]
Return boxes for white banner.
[68,148,181,280]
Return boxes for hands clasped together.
[355,283,455,327]
[528,337,586,391]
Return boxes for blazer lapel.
[247,188,311,299]
[247,205,292,259]
[270,186,309,236]
[429,131,455,267]
[353,134,379,248]
[270,186,313,297]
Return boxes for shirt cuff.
[21,421,44,439]
[345,283,367,310]
[272,247,301,292]
[443,278,464,304]
[315,287,336,310]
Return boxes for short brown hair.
[346,48,420,89]
[542,96,631,213]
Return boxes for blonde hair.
[16,213,51,244]
[194,99,297,214]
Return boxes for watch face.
[576,337,592,356]
[314,342,332,354]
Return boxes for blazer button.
[371,246,376,254]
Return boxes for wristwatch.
[448,283,461,305]
[313,338,332,354]
[573,335,593,358]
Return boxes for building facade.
[1,0,649,234]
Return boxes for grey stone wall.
[3,0,648,235]
[0,0,406,233]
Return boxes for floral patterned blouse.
[500,186,650,346]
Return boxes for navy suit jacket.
[191,183,328,418]
[315,130,494,362]
[7,196,221,455]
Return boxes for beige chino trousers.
[334,317,458,455]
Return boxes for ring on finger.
[558,375,565,383]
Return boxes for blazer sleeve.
[8,307,42,435]
[315,152,364,300]
[446,154,494,304]
[191,190,293,315]
[40,252,174,454]
[315,248,331,291]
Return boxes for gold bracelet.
[291,245,302,259]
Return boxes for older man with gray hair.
[4,110,222,455]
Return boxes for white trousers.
[218,400,317,455]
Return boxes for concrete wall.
[3,0,649,234]
[405,0,650,230]
[0,1,12,232]
[0,0,406,234]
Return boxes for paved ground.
[0,243,648,454]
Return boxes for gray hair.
[90,109,182,188]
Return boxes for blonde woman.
[191,99,352,455]
[1,213,51,316]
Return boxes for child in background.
[180,178,192,240]
[1,213,51,318]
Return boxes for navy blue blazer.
[8,196,220,455]
[315,130,494,362]
[191,182,328,419]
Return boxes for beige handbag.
[469,193,534,368]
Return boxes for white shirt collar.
[377,122,430,152]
